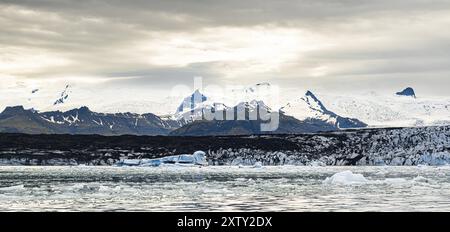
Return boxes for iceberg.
[253,161,263,168]
[115,151,207,167]
[323,170,368,185]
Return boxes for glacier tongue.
[0,125,449,166]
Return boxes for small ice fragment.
[253,162,262,168]
[383,178,407,184]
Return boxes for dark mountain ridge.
[0,106,177,135]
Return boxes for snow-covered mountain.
[171,85,368,131]
[175,89,208,114]
[230,82,279,108]
[2,83,449,134]
[172,89,274,122]
[231,82,272,96]
[281,90,367,129]
[318,89,450,127]
[169,90,367,136]
[172,90,211,122]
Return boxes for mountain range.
[2,85,448,136]
[169,90,367,136]
[318,88,450,127]
[281,91,367,129]
[0,89,368,136]
[0,106,178,135]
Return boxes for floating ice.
[382,178,408,184]
[253,162,263,168]
[309,161,326,167]
[323,171,368,185]
[412,175,436,184]
[0,185,25,192]
[116,151,207,167]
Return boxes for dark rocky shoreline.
[1,126,449,166]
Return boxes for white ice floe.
[323,170,368,185]
[253,162,263,168]
[0,185,25,192]
[381,178,408,184]
[309,161,326,167]
[116,151,207,167]
[323,171,437,186]
[412,175,437,185]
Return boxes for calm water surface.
[0,166,449,211]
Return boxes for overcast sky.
[1,0,450,113]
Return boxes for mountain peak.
[281,91,367,129]
[78,106,91,113]
[2,105,26,113]
[303,90,329,113]
[0,106,35,118]
[256,82,271,87]
[176,90,208,114]
[245,82,271,94]
[305,90,315,97]
[5,105,25,110]
[396,87,416,98]
[63,106,93,116]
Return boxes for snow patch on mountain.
[281,91,367,129]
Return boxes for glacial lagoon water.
[0,165,450,211]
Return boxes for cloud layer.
[1,0,450,112]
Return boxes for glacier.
[0,125,449,166]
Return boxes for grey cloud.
[103,63,222,86]
[1,0,450,97]
[3,0,450,31]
